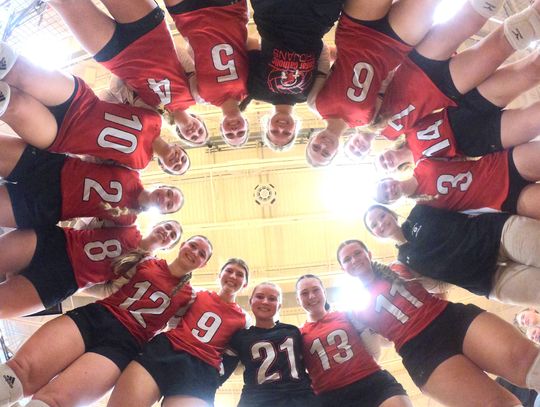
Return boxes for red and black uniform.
[315,14,411,127]
[380,57,457,140]
[99,8,194,111]
[49,77,162,170]
[170,0,249,106]
[301,311,406,407]
[60,157,144,225]
[99,257,195,344]
[137,290,249,403]
[65,226,142,288]
[412,152,511,212]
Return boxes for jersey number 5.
[212,44,238,83]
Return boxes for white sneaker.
[0,43,17,80]
[0,81,10,117]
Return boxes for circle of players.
[1,0,540,406]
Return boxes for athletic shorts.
[5,145,65,228]
[354,13,407,45]
[318,370,406,407]
[399,302,485,388]
[448,88,503,157]
[137,334,220,403]
[409,49,462,102]
[94,7,163,62]
[238,388,320,407]
[21,226,77,309]
[47,77,80,132]
[167,0,238,14]
[502,148,532,213]
[66,303,141,370]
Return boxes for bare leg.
[388,0,444,46]
[0,134,26,177]
[379,395,414,407]
[99,0,157,23]
[0,229,36,277]
[31,353,121,407]
[500,102,540,149]
[516,184,540,221]
[0,276,45,319]
[106,361,160,407]
[343,0,392,21]
[7,315,85,396]
[513,141,540,181]
[0,188,16,228]
[163,396,211,407]
[1,87,58,149]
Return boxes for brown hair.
[295,274,330,311]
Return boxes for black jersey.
[398,204,511,296]
[223,322,316,406]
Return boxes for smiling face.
[149,187,184,213]
[161,145,190,175]
[527,326,540,344]
[177,236,211,271]
[221,113,248,147]
[345,132,373,161]
[296,277,327,316]
[307,130,339,166]
[517,309,540,328]
[177,115,208,146]
[365,207,400,239]
[338,242,374,282]
[250,284,281,322]
[377,150,399,173]
[219,262,248,295]
[376,178,402,204]
[147,221,182,250]
[267,112,296,148]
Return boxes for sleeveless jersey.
[350,275,448,350]
[63,225,142,288]
[380,57,457,140]
[315,14,411,127]
[101,19,194,111]
[300,311,380,394]
[60,157,144,225]
[171,0,249,106]
[48,77,162,170]
[99,257,196,344]
[227,322,314,399]
[413,152,510,212]
[165,290,249,370]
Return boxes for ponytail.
[101,202,140,218]
[238,95,253,112]
[112,248,151,277]
[170,272,193,297]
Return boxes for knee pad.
[0,42,18,80]
[0,82,11,117]
[504,6,540,50]
[0,364,23,407]
[469,0,505,18]
[526,351,540,391]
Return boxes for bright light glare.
[334,274,371,312]
[319,164,378,219]
[144,206,162,217]
[18,34,71,70]
[433,0,467,25]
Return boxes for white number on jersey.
[346,62,374,103]
[436,171,473,194]
[83,239,122,262]
[375,281,424,324]
[211,44,239,83]
[97,112,142,154]
[119,281,171,328]
[309,329,354,371]
[416,119,450,157]
[252,337,300,385]
[83,178,123,203]
[192,311,222,343]
[147,78,172,105]
[387,104,416,132]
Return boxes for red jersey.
[99,257,195,344]
[60,157,144,226]
[48,77,162,170]
[300,311,380,394]
[315,14,411,127]
[350,275,448,350]
[63,225,142,288]
[165,290,249,370]
[413,152,510,212]
[172,1,249,106]
[101,19,194,111]
[380,57,457,140]
[404,110,460,162]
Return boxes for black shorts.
[47,76,80,132]
[353,14,407,45]
[21,226,77,309]
[6,145,64,228]
[167,0,239,14]
[137,334,220,403]
[409,49,462,102]
[94,7,164,62]
[66,303,141,370]
[238,388,320,407]
[399,303,484,388]
[319,370,406,407]
[448,88,503,157]
[502,148,533,213]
